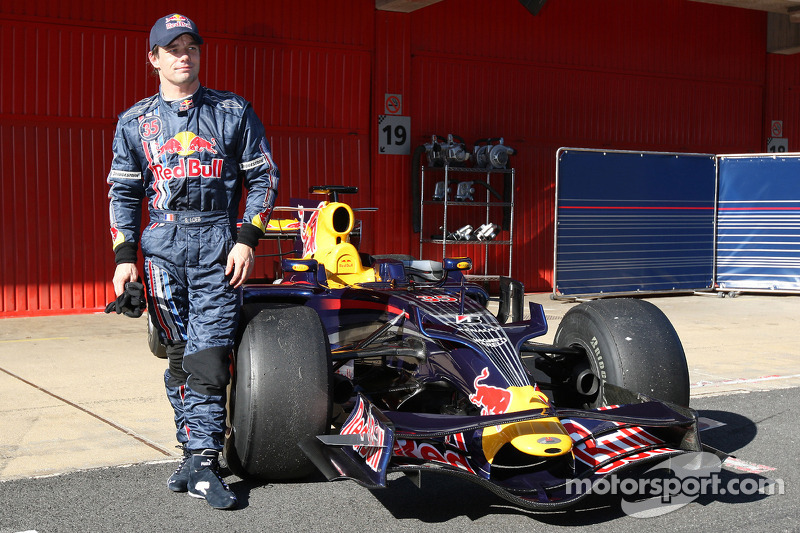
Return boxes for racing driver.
[106,13,279,510]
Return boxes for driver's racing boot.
[187,449,237,510]
[167,445,191,492]
[164,370,191,492]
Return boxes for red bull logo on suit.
[150,158,223,181]
[147,131,222,180]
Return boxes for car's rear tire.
[147,314,167,359]
[553,298,689,407]
[225,303,331,480]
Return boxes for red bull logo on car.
[300,204,325,257]
[394,439,476,474]
[340,397,387,473]
[147,132,222,181]
[468,367,512,416]
[468,367,574,462]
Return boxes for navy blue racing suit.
[107,86,278,451]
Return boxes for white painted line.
[723,457,777,474]
[0,337,69,344]
[691,374,800,388]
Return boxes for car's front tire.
[553,298,690,407]
[225,303,331,479]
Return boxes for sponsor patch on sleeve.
[240,156,266,171]
[108,170,142,180]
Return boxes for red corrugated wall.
[0,0,777,315]
[370,11,414,257]
[404,0,766,291]
[0,1,374,316]
[765,53,800,148]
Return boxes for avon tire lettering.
[591,336,607,379]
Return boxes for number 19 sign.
[378,115,410,155]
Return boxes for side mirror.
[442,257,473,272]
[281,258,329,288]
[282,258,318,273]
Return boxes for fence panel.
[717,154,800,292]
[554,148,717,297]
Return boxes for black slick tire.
[553,298,690,407]
[147,314,168,359]
[225,303,331,480]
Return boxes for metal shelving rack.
[419,165,515,281]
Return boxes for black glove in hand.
[104,281,147,318]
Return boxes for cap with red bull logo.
[150,13,203,50]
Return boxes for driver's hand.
[226,243,255,288]
[113,263,139,296]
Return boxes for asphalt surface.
[0,387,796,533]
[1,292,800,532]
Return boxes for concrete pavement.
[1,292,799,482]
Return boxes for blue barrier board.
[717,155,800,292]
[555,149,717,297]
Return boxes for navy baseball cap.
[149,14,203,49]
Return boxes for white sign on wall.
[384,93,402,115]
[378,115,410,155]
[768,137,788,153]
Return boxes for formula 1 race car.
[207,186,706,510]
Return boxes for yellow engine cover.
[315,242,376,288]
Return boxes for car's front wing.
[300,392,706,510]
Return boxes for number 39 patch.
[138,116,163,141]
